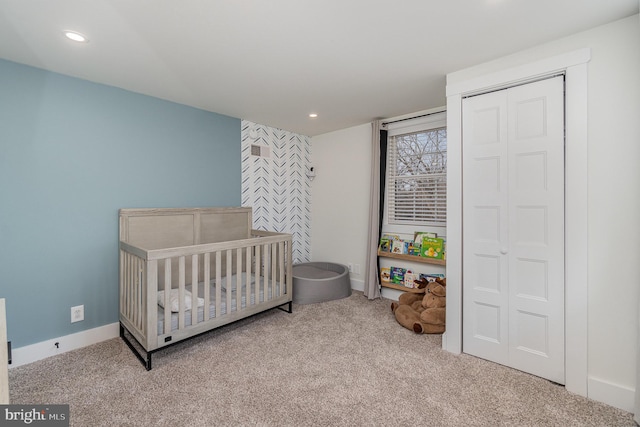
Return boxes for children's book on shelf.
[403,271,419,288]
[391,239,411,254]
[380,267,391,284]
[390,267,407,285]
[419,273,446,283]
[413,231,437,250]
[378,237,391,252]
[379,234,400,252]
[408,243,420,256]
[420,237,445,259]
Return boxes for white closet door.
[463,76,565,384]
[506,77,565,382]
[462,90,510,365]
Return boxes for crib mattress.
[157,279,282,335]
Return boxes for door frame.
[444,48,590,397]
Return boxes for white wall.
[310,123,372,291]
[584,15,639,408]
[311,14,640,411]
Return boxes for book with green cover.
[390,267,407,284]
[420,237,445,259]
[379,237,391,252]
[413,232,437,250]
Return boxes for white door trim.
[444,48,590,397]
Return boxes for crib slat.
[204,252,210,321]
[131,256,136,328]
[128,254,134,323]
[134,256,139,328]
[119,251,125,320]
[287,239,293,296]
[215,251,222,318]
[263,243,270,302]
[271,243,277,301]
[127,254,135,327]
[129,254,136,326]
[124,253,130,322]
[146,259,157,349]
[140,257,145,329]
[191,254,198,326]
[164,260,172,336]
[178,256,186,329]
[135,256,142,329]
[263,244,269,302]
[245,246,251,307]
[278,241,285,298]
[226,249,232,312]
[255,244,261,304]
[138,256,144,330]
[236,247,242,311]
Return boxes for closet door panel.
[462,90,509,365]
[507,76,565,383]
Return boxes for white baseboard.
[350,278,364,292]
[587,375,635,412]
[381,287,403,301]
[351,278,405,302]
[10,323,120,368]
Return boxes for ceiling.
[0,1,637,137]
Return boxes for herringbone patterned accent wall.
[241,120,312,264]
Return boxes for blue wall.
[0,59,241,347]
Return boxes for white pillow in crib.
[157,289,205,312]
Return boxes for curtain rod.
[381,109,445,127]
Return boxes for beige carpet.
[8,292,635,426]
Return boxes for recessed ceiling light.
[309,113,318,118]
[64,31,88,43]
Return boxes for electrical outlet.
[71,305,84,323]
[348,263,353,272]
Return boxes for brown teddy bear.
[415,279,446,333]
[389,277,429,322]
[391,277,446,334]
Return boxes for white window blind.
[387,127,447,226]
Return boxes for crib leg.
[120,322,153,371]
[277,301,292,314]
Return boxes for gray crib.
[119,207,293,369]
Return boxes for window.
[386,116,447,226]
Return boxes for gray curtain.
[363,120,387,299]
[635,292,640,423]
